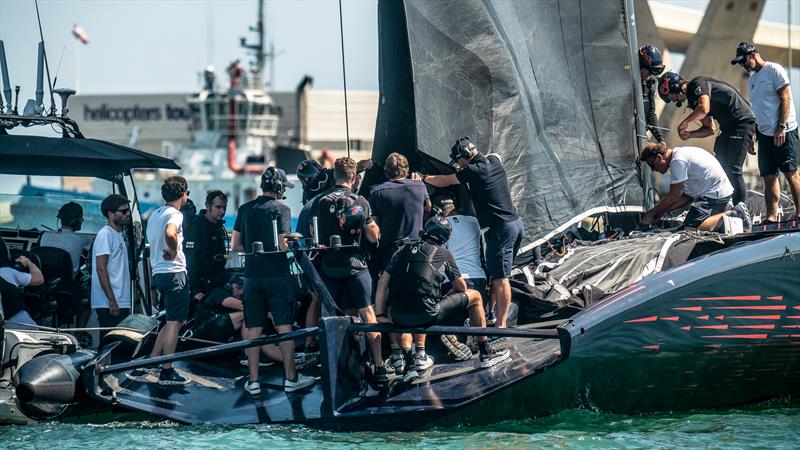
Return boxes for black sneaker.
[158,368,190,386]
[126,367,158,382]
[479,345,511,368]
[374,365,389,383]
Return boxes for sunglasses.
[115,207,131,214]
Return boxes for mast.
[241,0,266,89]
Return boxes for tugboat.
[134,0,307,216]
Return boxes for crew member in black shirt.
[311,157,387,382]
[419,137,524,329]
[638,44,665,142]
[658,71,756,205]
[232,167,315,395]
[186,190,229,301]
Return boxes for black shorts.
[392,292,469,328]
[243,276,296,328]
[192,313,237,342]
[757,128,798,177]
[485,218,524,278]
[684,196,732,228]
[321,270,372,311]
[153,272,190,322]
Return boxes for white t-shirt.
[748,61,797,136]
[146,206,186,274]
[445,215,486,280]
[40,229,91,273]
[0,267,32,288]
[670,147,734,200]
[91,225,131,309]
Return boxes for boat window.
[0,176,117,234]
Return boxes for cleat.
[284,373,316,392]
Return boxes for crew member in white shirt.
[639,143,751,231]
[731,42,800,222]
[91,195,132,338]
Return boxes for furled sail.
[369,0,644,243]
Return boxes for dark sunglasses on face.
[115,207,131,214]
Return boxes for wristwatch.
[778,123,787,131]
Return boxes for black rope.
[338,0,351,158]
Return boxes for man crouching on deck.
[639,143,751,232]
[374,216,510,382]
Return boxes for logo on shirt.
[694,86,702,97]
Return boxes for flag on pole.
[71,25,90,45]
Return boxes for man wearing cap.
[40,202,92,274]
[231,166,315,395]
[658,71,756,205]
[419,138,523,329]
[639,44,666,142]
[732,42,800,222]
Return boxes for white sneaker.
[284,373,316,392]
[733,202,752,232]
[415,354,434,371]
[244,379,261,395]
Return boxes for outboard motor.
[12,348,94,420]
[98,314,159,364]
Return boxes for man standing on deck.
[638,44,666,143]
[232,167,315,395]
[731,42,800,222]
[418,138,523,329]
[130,176,191,386]
[658,71,756,205]
[91,194,132,338]
[639,142,751,231]
[185,189,229,301]
[369,152,431,270]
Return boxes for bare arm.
[775,85,792,146]
[363,221,380,244]
[640,182,690,224]
[17,256,43,286]
[450,276,468,294]
[678,95,710,130]
[163,223,179,260]
[230,230,243,252]
[423,174,460,188]
[423,198,432,221]
[95,254,119,315]
[221,297,244,311]
[689,116,715,139]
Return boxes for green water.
[2,408,799,449]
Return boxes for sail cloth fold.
[369,0,643,243]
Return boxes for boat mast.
[241,0,266,89]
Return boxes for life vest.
[314,187,366,278]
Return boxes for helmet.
[297,159,328,192]
[657,71,683,104]
[419,216,452,245]
[338,205,366,235]
[638,44,664,76]
[448,137,474,166]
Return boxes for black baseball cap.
[261,167,295,189]
[730,42,758,65]
[448,137,473,166]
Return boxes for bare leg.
[155,320,183,369]
[784,170,800,218]
[491,277,511,328]
[305,293,320,348]
[697,212,728,232]
[243,326,263,382]
[764,175,780,221]
[413,333,426,350]
[274,324,297,380]
[260,344,283,363]
[358,305,384,368]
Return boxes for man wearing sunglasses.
[91,194,133,338]
[731,42,800,223]
[639,44,666,143]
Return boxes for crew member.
[732,42,800,222]
[638,44,666,142]
[658,71,756,205]
[91,194,133,338]
[369,152,431,269]
[639,142,750,231]
[131,176,191,386]
[40,202,92,274]
[419,137,523,329]
[374,216,510,382]
[312,157,387,382]
[232,167,315,395]
[1,254,44,329]
[186,189,229,300]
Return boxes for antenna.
[338,0,352,158]
[35,42,45,113]
[34,0,57,116]
[0,41,12,112]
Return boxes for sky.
[0,0,795,97]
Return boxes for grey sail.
[369,0,644,243]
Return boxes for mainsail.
[368,0,644,243]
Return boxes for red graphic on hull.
[660,316,679,321]
[698,315,710,320]
[624,316,658,323]
[684,296,761,301]
[714,315,725,320]
[782,325,800,329]
[728,315,781,320]
[681,326,692,330]
[673,306,702,311]
[701,334,768,339]
[642,345,660,350]
[707,306,786,310]
[766,296,783,301]
[731,325,775,329]
[696,325,729,330]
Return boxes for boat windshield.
[0,175,117,235]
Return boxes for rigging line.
[34,0,56,116]
[338,0,351,158]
